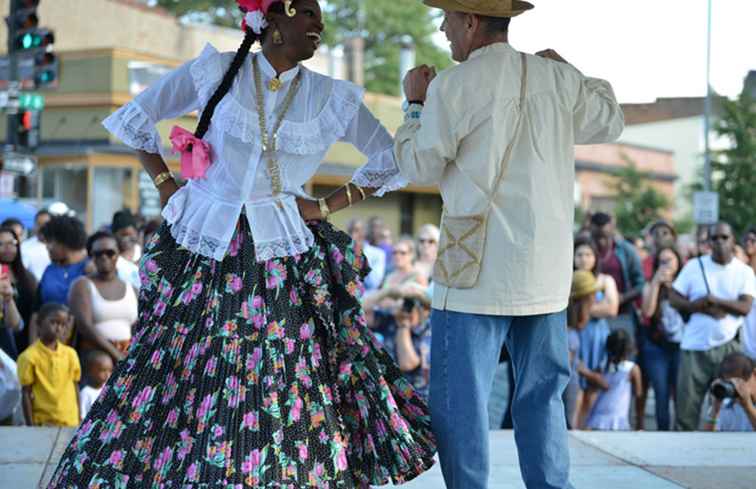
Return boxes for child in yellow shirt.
[17,303,80,427]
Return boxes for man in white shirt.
[347,218,386,292]
[395,1,623,488]
[20,210,51,281]
[671,221,756,430]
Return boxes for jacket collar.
[468,42,516,61]
[256,52,301,84]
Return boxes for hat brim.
[423,0,534,17]
[570,283,601,301]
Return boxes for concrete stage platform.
[1,428,754,488]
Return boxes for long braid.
[194,27,257,139]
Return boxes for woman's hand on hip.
[159,180,180,209]
[296,198,324,222]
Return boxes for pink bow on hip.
[169,125,212,179]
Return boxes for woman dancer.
[48,1,435,487]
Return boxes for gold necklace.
[268,78,283,92]
[253,55,301,198]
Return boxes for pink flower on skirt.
[242,449,263,474]
[108,450,124,468]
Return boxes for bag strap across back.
[484,51,529,210]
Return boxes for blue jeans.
[430,309,574,489]
[641,340,680,431]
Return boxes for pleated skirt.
[47,219,435,488]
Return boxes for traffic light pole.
[5,1,20,150]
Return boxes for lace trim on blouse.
[254,232,316,262]
[351,165,408,197]
[189,46,363,156]
[101,103,162,155]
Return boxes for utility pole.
[702,0,713,191]
[4,0,21,151]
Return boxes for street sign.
[693,191,719,225]
[0,172,15,198]
[18,92,44,109]
[1,153,36,175]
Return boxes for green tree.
[708,92,756,235]
[152,0,452,96]
[611,156,670,238]
[322,1,451,96]
[154,0,243,27]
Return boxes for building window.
[128,61,172,96]
[40,165,88,219]
[92,167,133,230]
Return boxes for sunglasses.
[93,249,118,259]
[710,235,731,242]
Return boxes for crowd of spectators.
[1,205,754,434]
[0,209,148,426]
[568,212,756,432]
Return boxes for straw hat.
[423,0,534,17]
[570,270,601,300]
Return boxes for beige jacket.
[395,43,624,316]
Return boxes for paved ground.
[2,427,754,488]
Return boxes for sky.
[431,0,756,103]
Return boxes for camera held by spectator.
[705,352,756,432]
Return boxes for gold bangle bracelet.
[344,183,353,207]
[153,171,174,187]
[318,197,331,220]
[353,184,367,201]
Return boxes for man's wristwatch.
[402,100,425,111]
[402,100,424,121]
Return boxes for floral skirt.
[47,219,435,488]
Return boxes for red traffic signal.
[16,110,41,150]
[21,111,33,130]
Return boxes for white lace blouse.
[103,44,406,262]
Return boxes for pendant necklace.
[253,55,302,204]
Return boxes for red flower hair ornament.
[238,0,297,34]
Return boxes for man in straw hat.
[393,1,624,487]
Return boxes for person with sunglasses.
[68,232,138,365]
[415,224,440,284]
[669,221,756,430]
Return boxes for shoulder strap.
[697,256,711,295]
[487,52,528,207]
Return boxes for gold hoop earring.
[284,1,296,17]
[272,29,284,45]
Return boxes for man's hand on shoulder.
[402,65,437,103]
[536,49,569,64]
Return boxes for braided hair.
[194,2,287,140]
[605,329,634,369]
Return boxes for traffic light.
[10,1,41,50]
[16,110,40,150]
[15,28,54,52]
[5,0,57,88]
[34,51,57,87]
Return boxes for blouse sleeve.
[101,44,222,157]
[344,103,408,197]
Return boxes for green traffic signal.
[22,33,34,49]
